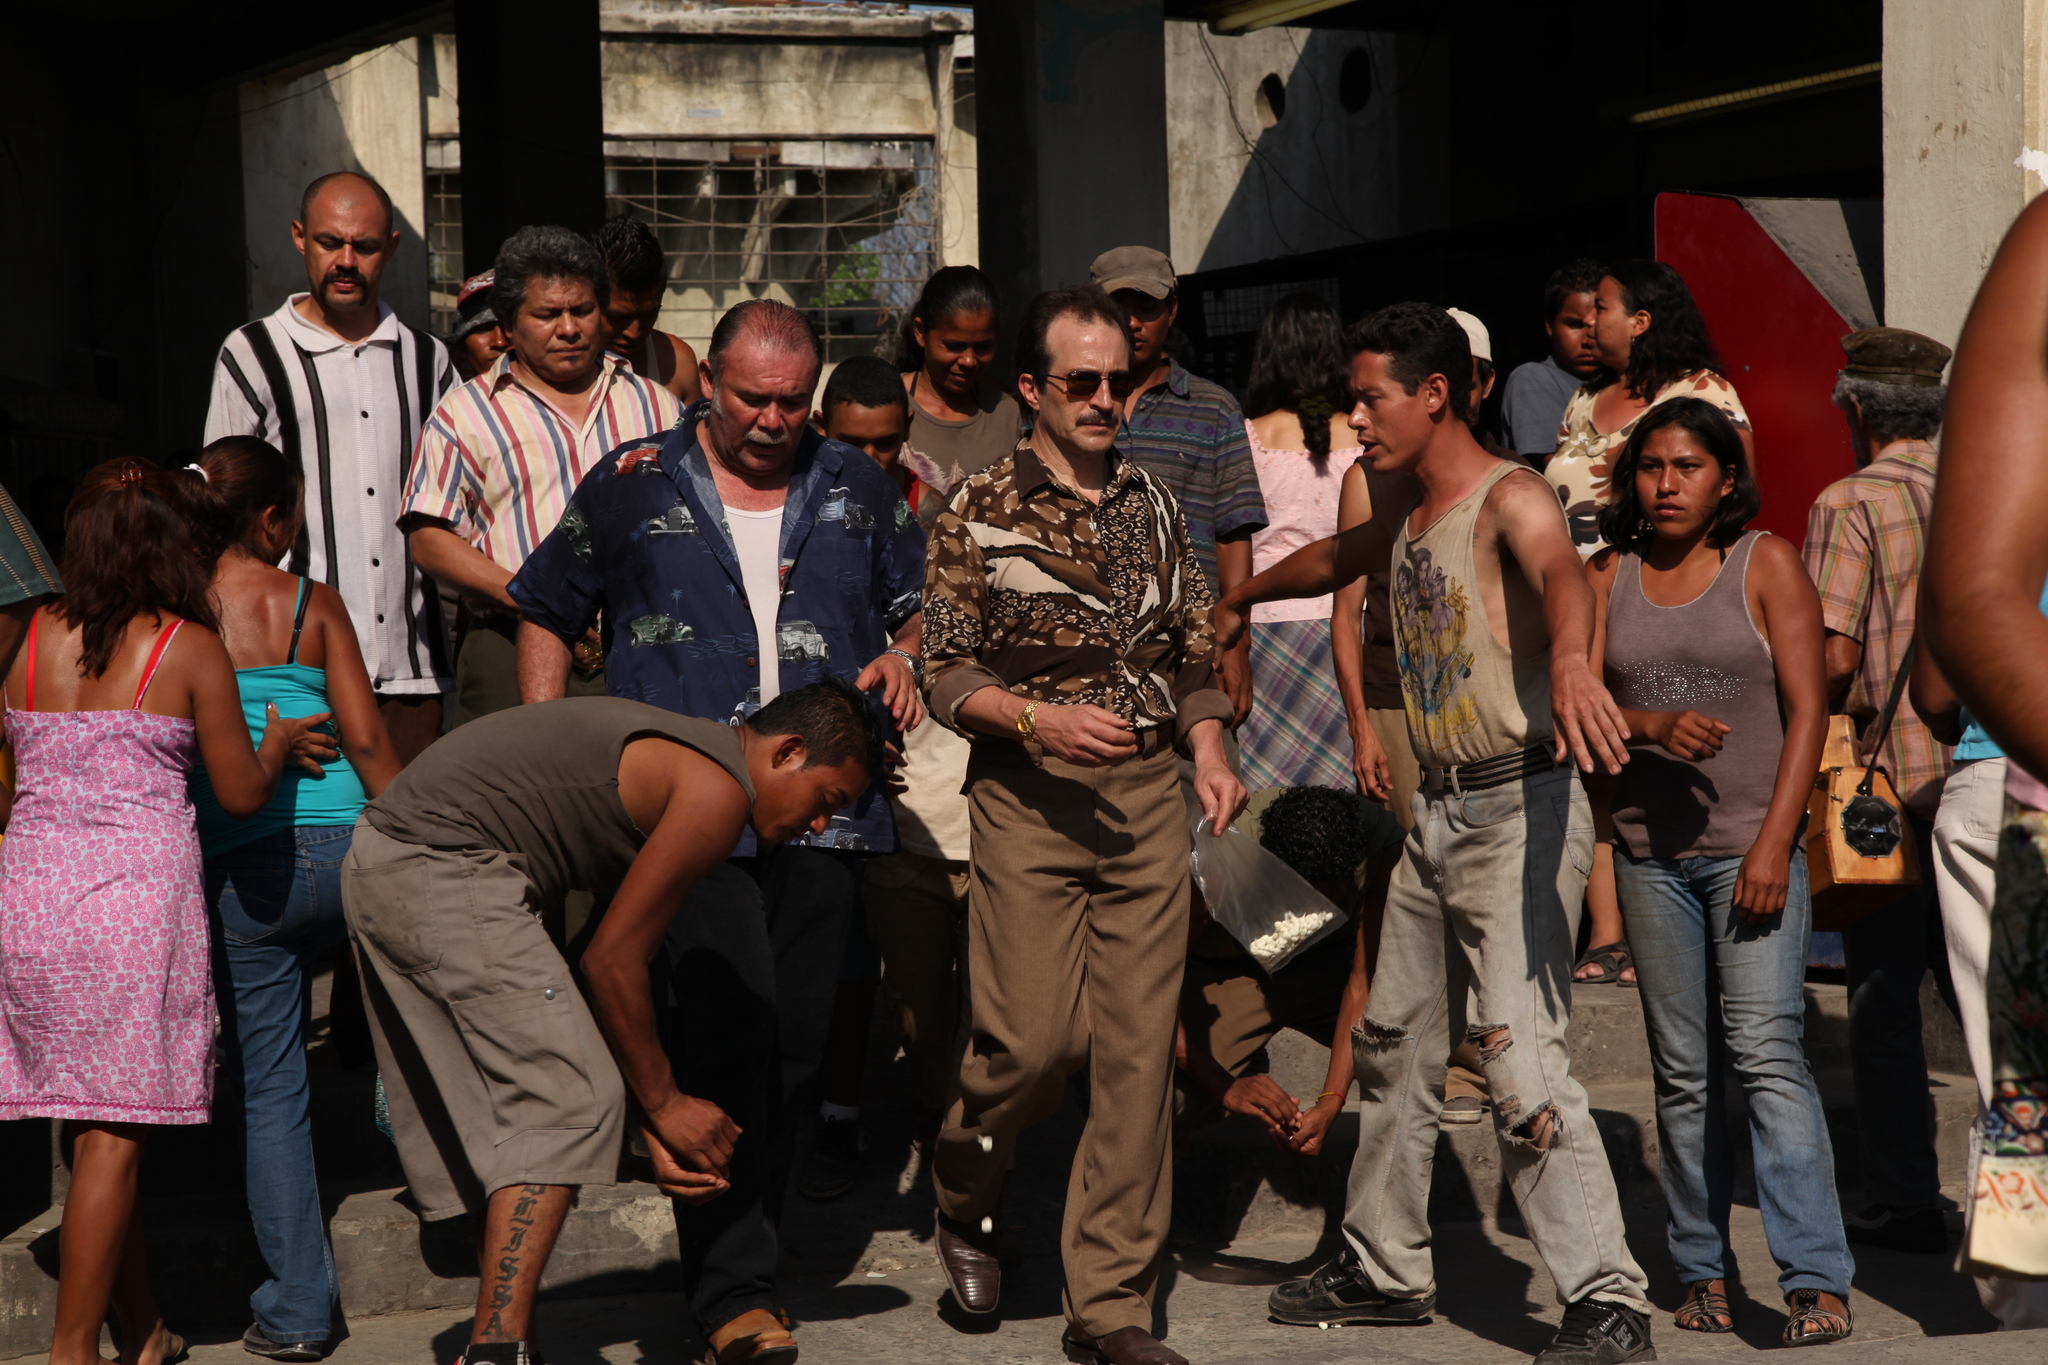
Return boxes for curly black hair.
[1257,786,1375,882]
[1586,259,1724,402]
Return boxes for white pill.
[980,1215,994,1234]
[978,1135,994,1153]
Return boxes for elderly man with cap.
[446,270,510,382]
[1803,326,1960,1256]
[1092,246,1266,731]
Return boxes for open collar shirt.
[204,295,453,693]
[403,352,681,577]
[507,403,926,855]
[922,439,1231,745]
[1803,438,1952,816]
[1119,358,1267,596]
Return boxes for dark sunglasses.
[1043,369,1137,401]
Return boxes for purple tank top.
[1606,531,1784,860]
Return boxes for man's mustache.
[322,268,364,288]
[743,427,794,448]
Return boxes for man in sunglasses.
[1091,246,1266,735]
[921,285,1247,1365]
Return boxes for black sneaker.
[1535,1298,1656,1365]
[797,1116,866,1200]
[1267,1247,1435,1326]
[242,1324,324,1362]
[456,1344,546,1365]
[1842,1203,1948,1254]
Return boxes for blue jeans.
[1616,846,1854,1296]
[205,825,353,1344]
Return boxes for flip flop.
[1572,942,1634,986]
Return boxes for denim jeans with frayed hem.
[1343,764,1650,1312]
[205,825,353,1345]
[1616,845,1854,1296]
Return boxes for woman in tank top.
[1237,293,1366,790]
[1586,398,1850,1345]
[179,438,403,1358]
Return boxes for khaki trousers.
[932,740,1187,1339]
[864,851,971,1112]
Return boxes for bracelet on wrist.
[1313,1091,1344,1104]
[883,646,923,682]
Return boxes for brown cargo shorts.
[341,818,627,1219]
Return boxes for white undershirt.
[725,505,785,706]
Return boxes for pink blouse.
[1245,420,1364,624]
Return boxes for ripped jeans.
[1343,763,1650,1311]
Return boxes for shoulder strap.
[288,578,312,665]
[1855,636,1917,794]
[19,609,37,712]
[133,621,183,710]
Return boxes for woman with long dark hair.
[0,459,330,1365]
[1587,398,1848,1346]
[1550,260,1753,987]
[897,265,1020,489]
[1236,293,1364,789]
[182,437,402,1360]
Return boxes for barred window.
[425,137,464,337]
[604,138,937,363]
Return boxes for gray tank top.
[1607,531,1782,859]
[365,697,754,904]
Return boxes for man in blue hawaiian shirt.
[510,299,924,1364]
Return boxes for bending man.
[341,680,881,1365]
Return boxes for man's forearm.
[890,611,923,657]
[954,683,1026,738]
[517,621,574,704]
[408,523,519,613]
[1542,562,1599,668]
[1188,716,1230,768]
[1222,535,1343,612]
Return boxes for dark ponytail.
[186,436,304,561]
[898,265,1000,373]
[55,459,221,678]
[1244,292,1352,460]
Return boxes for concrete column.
[455,0,604,272]
[1882,0,2047,347]
[975,0,1169,331]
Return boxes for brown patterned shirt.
[923,440,1231,743]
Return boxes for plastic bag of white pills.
[1189,814,1343,973]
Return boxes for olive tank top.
[364,697,754,905]
[1606,531,1783,859]
[1392,461,1552,767]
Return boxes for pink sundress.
[0,619,213,1124]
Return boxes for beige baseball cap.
[1445,307,1492,363]
[1090,245,1177,299]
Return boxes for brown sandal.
[705,1309,798,1365]
[1782,1289,1852,1347]
[1674,1281,1733,1333]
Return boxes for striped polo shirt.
[204,295,454,694]
[1120,359,1267,595]
[404,353,681,574]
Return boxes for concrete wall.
[1166,22,1402,274]
[937,35,977,268]
[603,38,938,140]
[239,42,432,328]
[1882,0,2046,347]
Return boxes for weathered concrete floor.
[159,1194,2010,1365]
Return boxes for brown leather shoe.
[1062,1327,1189,1365]
[934,1210,1001,1314]
[704,1308,797,1365]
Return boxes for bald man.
[206,170,455,763]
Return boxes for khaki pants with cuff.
[933,737,1187,1340]
[342,818,627,1219]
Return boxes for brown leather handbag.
[1807,641,1921,932]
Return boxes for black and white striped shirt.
[204,295,454,694]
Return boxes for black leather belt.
[1421,742,1561,792]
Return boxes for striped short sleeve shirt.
[1120,359,1267,595]
[404,354,681,575]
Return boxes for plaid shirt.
[1803,439,1952,816]
[1121,359,1266,595]
[922,440,1232,744]
[404,353,680,575]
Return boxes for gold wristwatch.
[1016,699,1041,738]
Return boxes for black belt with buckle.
[1423,742,1560,792]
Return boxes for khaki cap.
[1090,245,1177,299]
[1839,327,1951,387]
[1445,307,1492,363]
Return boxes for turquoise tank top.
[191,580,369,856]
[1955,580,2048,763]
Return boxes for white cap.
[1445,307,1492,363]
